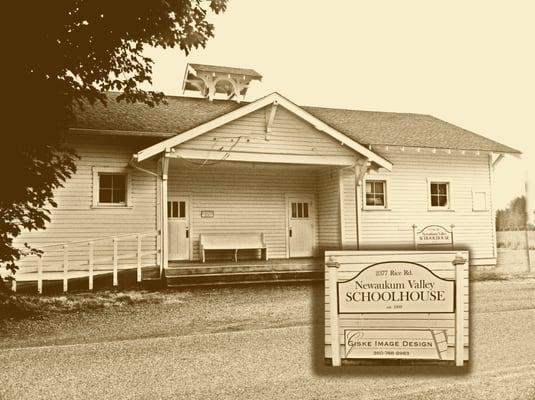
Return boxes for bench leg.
[234,249,238,262]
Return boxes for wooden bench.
[199,233,268,263]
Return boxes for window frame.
[92,166,132,208]
[362,176,391,211]
[427,178,454,211]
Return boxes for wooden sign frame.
[325,250,468,367]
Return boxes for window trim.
[427,178,454,211]
[362,176,391,211]
[471,188,489,211]
[92,166,132,208]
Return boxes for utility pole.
[525,175,532,273]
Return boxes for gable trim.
[134,92,392,170]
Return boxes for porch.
[161,159,362,267]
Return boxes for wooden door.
[287,195,315,257]
[168,196,190,260]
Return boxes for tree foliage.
[496,196,533,231]
[1,1,227,277]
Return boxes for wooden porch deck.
[10,258,325,293]
[165,257,324,287]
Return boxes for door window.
[291,202,310,219]
[168,201,186,218]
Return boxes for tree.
[496,196,531,231]
[1,1,228,279]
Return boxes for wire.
[178,136,243,168]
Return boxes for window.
[429,181,450,209]
[365,180,386,207]
[291,202,309,218]
[92,167,132,207]
[99,174,126,204]
[168,201,186,218]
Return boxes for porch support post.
[338,169,346,248]
[354,159,369,250]
[160,154,170,271]
[156,167,162,271]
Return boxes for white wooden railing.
[13,231,161,293]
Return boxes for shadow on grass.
[470,271,509,282]
[0,288,168,321]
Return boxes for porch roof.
[132,93,392,169]
[71,92,520,155]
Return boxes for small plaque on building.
[201,210,214,218]
[413,224,454,249]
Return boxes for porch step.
[165,262,323,276]
[165,270,323,287]
[167,278,320,288]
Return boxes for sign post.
[325,250,469,366]
[326,256,341,366]
[453,253,466,366]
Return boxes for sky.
[143,0,534,222]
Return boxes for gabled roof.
[71,92,520,155]
[133,92,393,169]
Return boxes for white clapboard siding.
[168,162,326,260]
[359,151,495,265]
[324,251,469,362]
[14,136,159,273]
[179,106,356,157]
[317,169,341,250]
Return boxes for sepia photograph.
[1,1,534,399]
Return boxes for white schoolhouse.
[12,64,520,291]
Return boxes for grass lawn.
[0,284,318,349]
[3,275,535,351]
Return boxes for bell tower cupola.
[181,63,262,103]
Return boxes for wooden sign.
[413,225,454,249]
[201,210,215,218]
[325,250,468,367]
[338,261,454,314]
